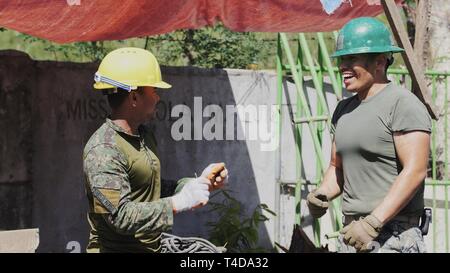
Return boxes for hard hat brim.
[331,46,404,58]
[151,81,172,89]
[93,80,172,90]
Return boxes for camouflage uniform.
[83,118,190,253]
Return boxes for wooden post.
[382,0,439,120]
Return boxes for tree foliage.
[3,23,272,68]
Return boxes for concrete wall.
[1,50,448,252]
[0,51,33,230]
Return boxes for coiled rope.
[161,233,226,253]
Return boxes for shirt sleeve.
[391,94,432,133]
[83,144,174,235]
[330,100,344,135]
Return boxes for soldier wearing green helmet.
[306,17,432,253]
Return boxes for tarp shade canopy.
[0,0,399,43]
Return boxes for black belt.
[342,208,432,236]
[343,214,420,226]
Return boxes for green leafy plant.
[207,189,276,253]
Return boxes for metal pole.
[445,76,449,252]
[317,32,342,100]
[279,33,327,172]
[274,34,283,245]
[431,75,437,252]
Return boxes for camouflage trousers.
[338,220,427,253]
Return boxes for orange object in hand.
[196,162,229,206]
[203,162,228,191]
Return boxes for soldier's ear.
[375,54,388,72]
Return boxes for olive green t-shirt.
[331,83,432,216]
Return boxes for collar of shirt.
[105,118,145,138]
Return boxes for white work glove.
[171,177,211,213]
[201,162,229,191]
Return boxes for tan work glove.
[201,162,228,191]
[306,189,329,219]
[340,214,383,252]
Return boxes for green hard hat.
[331,17,404,58]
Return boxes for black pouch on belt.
[419,208,432,236]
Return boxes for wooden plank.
[0,228,39,253]
[382,0,438,120]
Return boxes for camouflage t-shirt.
[83,118,190,253]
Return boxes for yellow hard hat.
[93,47,171,91]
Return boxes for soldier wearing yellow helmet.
[83,47,228,252]
[306,17,431,253]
